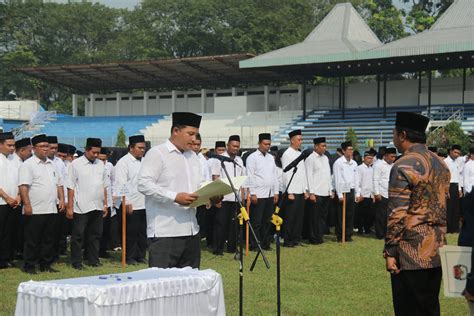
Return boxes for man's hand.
[103,206,108,218]
[175,192,199,206]
[339,197,344,203]
[251,194,257,205]
[58,200,65,213]
[14,195,21,208]
[309,194,316,203]
[5,196,17,208]
[66,207,73,220]
[126,204,134,215]
[374,194,382,202]
[288,193,295,201]
[273,194,279,205]
[303,192,309,200]
[459,191,464,198]
[23,204,33,216]
[355,196,361,203]
[210,195,223,208]
[386,256,400,275]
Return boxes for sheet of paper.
[189,176,247,208]
[440,245,472,298]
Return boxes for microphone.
[283,148,313,172]
[208,152,241,167]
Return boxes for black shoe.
[72,263,84,270]
[213,250,224,256]
[99,252,111,259]
[135,258,146,264]
[40,265,59,273]
[86,261,103,267]
[0,262,14,269]
[309,240,323,245]
[126,259,138,265]
[23,266,38,274]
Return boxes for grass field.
[0,234,467,315]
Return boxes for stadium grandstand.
[8,0,473,151]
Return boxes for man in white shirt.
[211,135,245,255]
[246,133,279,250]
[19,134,64,274]
[356,151,375,235]
[305,137,333,244]
[192,133,209,243]
[97,147,115,259]
[67,138,108,270]
[373,147,396,239]
[444,144,463,233]
[56,143,71,256]
[459,147,474,247]
[138,112,206,269]
[333,141,360,242]
[114,135,147,265]
[281,129,308,247]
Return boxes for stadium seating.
[0,118,24,133]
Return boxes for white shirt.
[246,149,279,198]
[198,152,211,181]
[51,156,66,186]
[305,152,333,196]
[8,152,23,169]
[444,156,462,189]
[277,167,284,193]
[18,155,59,214]
[137,140,203,238]
[373,159,392,199]
[105,161,114,209]
[463,159,474,194]
[357,163,374,198]
[456,156,466,187]
[67,155,107,214]
[281,147,308,194]
[0,153,19,205]
[114,152,145,210]
[211,152,246,202]
[333,156,360,199]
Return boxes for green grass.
[0,234,467,315]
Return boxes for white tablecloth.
[15,267,226,316]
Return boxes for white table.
[15,267,226,316]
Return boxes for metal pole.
[342,77,345,120]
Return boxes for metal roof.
[17,54,294,93]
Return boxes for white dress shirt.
[333,156,360,199]
[8,152,23,169]
[246,149,279,198]
[114,152,145,210]
[0,153,19,205]
[373,159,392,199]
[456,156,466,187]
[51,156,66,186]
[67,155,107,214]
[137,140,203,238]
[276,167,284,193]
[357,163,374,198]
[198,152,211,181]
[444,156,462,190]
[463,159,474,194]
[211,152,246,202]
[305,151,333,197]
[18,155,59,214]
[281,147,308,194]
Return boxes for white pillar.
[298,84,304,110]
[72,94,78,117]
[244,90,248,96]
[232,87,237,97]
[143,91,148,115]
[213,92,217,113]
[201,89,206,113]
[276,89,281,110]
[264,85,269,111]
[89,93,95,116]
[184,93,189,111]
[171,90,177,112]
[115,92,121,116]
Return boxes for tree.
[427,121,470,153]
[346,127,359,151]
[359,0,407,43]
[115,127,127,147]
[399,0,453,33]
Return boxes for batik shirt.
[384,144,450,270]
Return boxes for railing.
[429,107,464,135]
[428,106,464,122]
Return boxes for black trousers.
[58,212,71,255]
[205,206,216,247]
[110,212,120,249]
[196,205,207,239]
[0,205,14,265]
[391,267,442,316]
[308,195,330,244]
[10,206,23,259]
[213,201,238,253]
[23,214,58,269]
[447,183,461,233]
[250,197,274,249]
[375,197,389,239]
[356,197,375,234]
[148,234,200,269]
[335,190,355,240]
[126,209,147,261]
[283,194,304,246]
[99,207,111,256]
[71,210,103,265]
[459,191,474,246]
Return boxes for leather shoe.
[23,266,38,274]
[72,263,84,270]
[126,259,138,265]
[86,262,103,267]
[40,266,59,273]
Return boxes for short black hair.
[195,133,202,141]
[395,126,427,144]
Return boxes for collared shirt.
[67,155,107,214]
[211,151,246,202]
[137,140,203,238]
[357,163,374,198]
[8,152,23,169]
[51,156,66,186]
[385,144,450,270]
[444,156,462,189]
[0,153,19,205]
[463,159,474,194]
[305,151,333,196]
[246,149,279,198]
[114,152,145,210]
[333,156,360,199]
[105,161,114,209]
[198,152,211,181]
[281,147,308,194]
[373,159,393,199]
[18,155,59,214]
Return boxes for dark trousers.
[205,206,216,247]
[23,214,58,269]
[447,183,461,233]
[250,197,274,249]
[308,195,330,243]
[126,209,147,261]
[196,205,207,239]
[327,197,338,232]
[10,206,23,259]
[356,197,375,234]
[459,191,474,246]
[283,194,304,246]
[213,202,238,253]
[99,207,111,256]
[58,212,71,255]
[110,212,120,249]
[71,210,103,265]
[391,267,442,316]
[0,205,14,265]
[335,190,355,240]
[148,234,200,269]
[375,197,389,239]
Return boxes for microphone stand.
[220,160,270,316]
[249,165,298,316]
